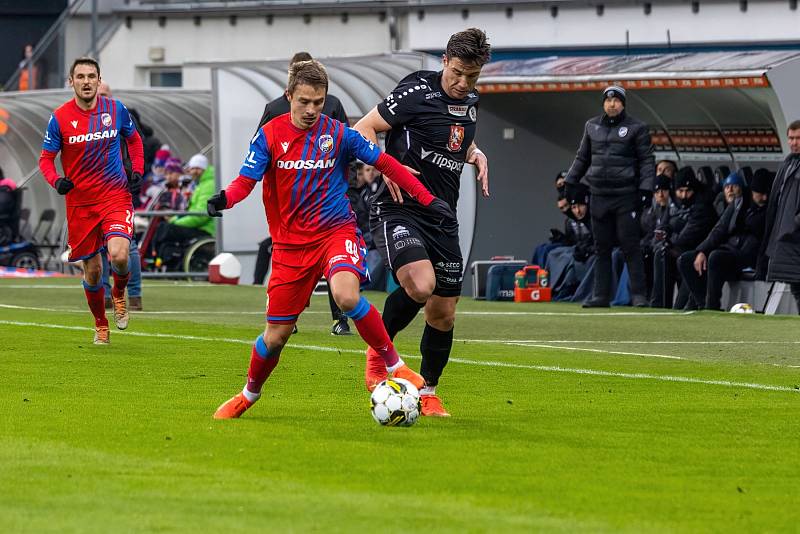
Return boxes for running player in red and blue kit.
[39,57,144,344]
[209,60,455,419]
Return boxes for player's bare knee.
[404,279,434,303]
[333,291,360,313]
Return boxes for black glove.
[549,228,566,243]
[428,198,456,221]
[54,177,74,195]
[564,181,579,201]
[207,190,227,217]
[128,172,143,195]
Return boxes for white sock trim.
[386,358,405,373]
[242,387,261,403]
[420,386,436,396]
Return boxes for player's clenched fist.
[128,172,143,195]
[207,190,227,217]
[54,177,74,195]
[427,198,456,222]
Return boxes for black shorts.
[371,210,463,297]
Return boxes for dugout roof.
[476,50,800,161]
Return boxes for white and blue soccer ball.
[729,302,755,314]
[370,378,420,427]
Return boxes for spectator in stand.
[650,167,717,308]
[169,154,216,240]
[18,44,41,91]
[153,158,187,211]
[640,174,675,300]
[0,166,16,191]
[750,168,773,208]
[712,171,743,217]
[656,159,678,182]
[349,162,386,292]
[143,147,171,206]
[546,184,593,300]
[677,173,766,310]
[757,120,800,311]
[0,166,20,243]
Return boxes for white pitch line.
[457,310,694,317]
[506,342,683,360]
[1,319,797,394]
[462,338,800,345]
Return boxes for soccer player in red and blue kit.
[209,60,455,419]
[38,57,144,344]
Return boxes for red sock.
[83,281,108,327]
[111,269,130,299]
[246,340,280,395]
[352,303,400,368]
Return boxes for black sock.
[420,323,453,387]
[382,287,424,339]
[327,286,342,321]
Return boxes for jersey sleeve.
[238,128,271,180]
[117,101,136,138]
[343,127,381,165]
[376,78,427,128]
[42,114,62,152]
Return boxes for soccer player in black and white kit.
[354,28,491,417]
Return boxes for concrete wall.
[465,92,580,292]
[93,1,800,90]
[99,14,391,89]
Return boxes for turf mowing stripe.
[0,303,694,318]
[506,342,684,360]
[2,319,797,394]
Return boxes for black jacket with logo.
[565,110,655,196]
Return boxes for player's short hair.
[289,51,313,66]
[445,28,491,67]
[788,119,800,132]
[287,59,328,95]
[70,57,100,77]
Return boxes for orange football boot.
[213,392,254,419]
[391,364,425,391]
[112,294,129,330]
[93,325,110,345]
[365,347,388,392]
[421,394,451,417]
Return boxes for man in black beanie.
[565,85,655,307]
[749,168,773,208]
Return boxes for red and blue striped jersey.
[41,97,138,207]
[239,113,381,247]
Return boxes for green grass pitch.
[1,278,799,532]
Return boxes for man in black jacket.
[677,175,766,310]
[650,167,718,308]
[565,85,655,307]
[641,174,675,299]
[757,120,800,310]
